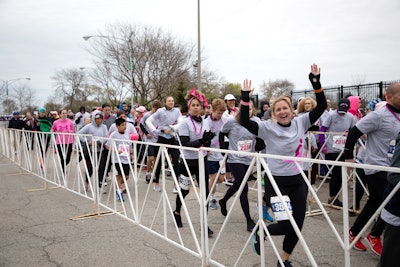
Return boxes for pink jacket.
[348,96,363,121]
[51,119,75,144]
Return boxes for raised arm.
[240,79,259,135]
[308,64,327,124]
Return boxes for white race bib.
[118,144,130,158]
[237,140,253,152]
[332,135,346,150]
[270,195,293,221]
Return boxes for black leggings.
[154,136,180,183]
[222,163,251,221]
[325,153,345,197]
[175,157,209,213]
[56,143,73,173]
[264,174,307,254]
[351,171,388,236]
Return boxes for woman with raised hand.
[241,64,327,267]
[218,100,260,232]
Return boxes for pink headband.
[188,88,209,108]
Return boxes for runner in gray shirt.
[242,64,327,267]
[140,100,162,182]
[218,103,260,232]
[146,96,182,191]
[320,98,356,206]
[345,82,400,255]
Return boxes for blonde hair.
[296,96,317,114]
[270,96,293,119]
[211,98,227,112]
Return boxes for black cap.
[338,98,350,113]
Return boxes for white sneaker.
[153,184,161,192]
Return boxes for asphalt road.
[0,156,381,267]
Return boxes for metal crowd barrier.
[1,128,399,267]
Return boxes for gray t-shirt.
[221,117,259,165]
[322,111,357,153]
[355,105,400,175]
[204,115,227,162]
[179,116,212,160]
[147,107,181,139]
[140,112,159,143]
[257,114,311,176]
[106,131,131,164]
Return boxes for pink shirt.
[51,119,75,144]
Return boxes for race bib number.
[270,195,293,221]
[388,140,395,158]
[118,144,130,158]
[238,140,253,152]
[332,135,346,150]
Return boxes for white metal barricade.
[1,127,400,267]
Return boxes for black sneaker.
[248,174,257,181]
[174,212,183,228]
[247,219,256,232]
[349,206,360,216]
[328,198,343,208]
[145,173,152,183]
[277,260,293,267]
[219,199,227,216]
[251,229,261,255]
[208,227,214,237]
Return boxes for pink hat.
[135,106,146,113]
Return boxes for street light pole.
[197,0,202,92]
[128,33,135,107]
[3,77,31,113]
[83,34,135,108]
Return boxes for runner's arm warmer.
[240,91,259,135]
[308,91,327,125]
[219,132,229,150]
[179,136,202,148]
[319,126,328,147]
[344,126,364,159]
[140,123,149,135]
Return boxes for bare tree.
[44,96,62,113]
[85,22,195,105]
[351,74,366,85]
[259,79,294,100]
[2,98,18,114]
[11,85,37,112]
[51,68,87,110]
[90,61,130,107]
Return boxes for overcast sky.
[1,0,399,108]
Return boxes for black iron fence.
[292,80,400,107]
